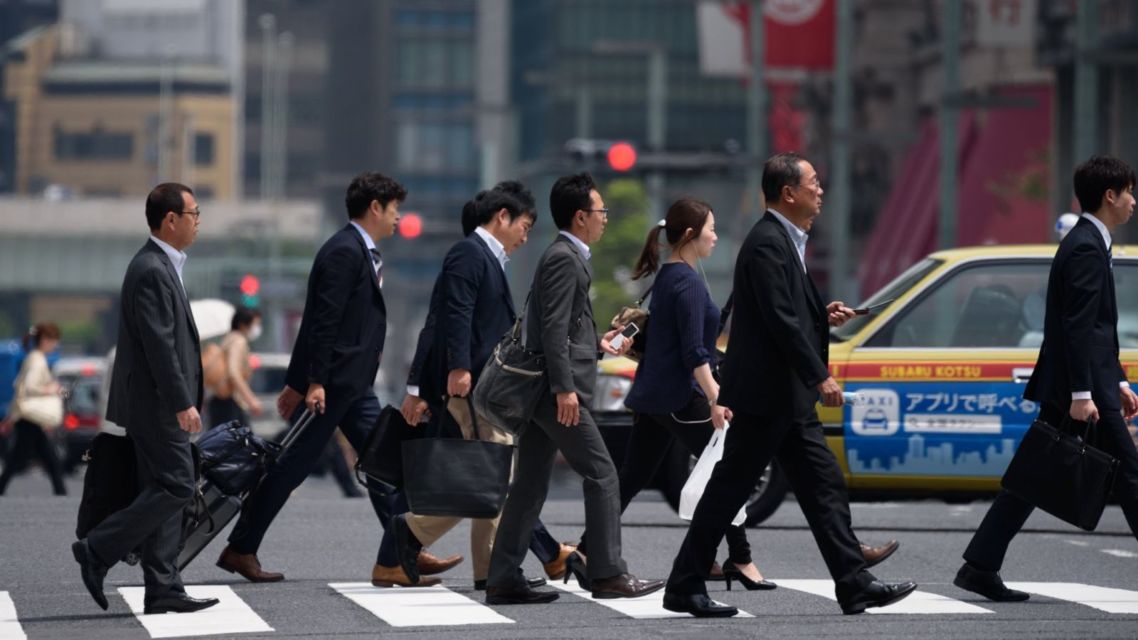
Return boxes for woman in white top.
[0,323,66,495]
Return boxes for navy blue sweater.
[625,262,719,414]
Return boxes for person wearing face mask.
[206,307,264,428]
[0,323,66,495]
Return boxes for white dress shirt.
[350,221,381,276]
[767,209,808,272]
[474,226,509,272]
[1070,213,1129,398]
[149,235,187,293]
[558,230,592,261]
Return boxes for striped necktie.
[369,248,383,287]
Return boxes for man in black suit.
[73,183,218,614]
[485,173,663,604]
[663,153,917,617]
[216,173,461,586]
[956,155,1138,601]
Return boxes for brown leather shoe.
[372,564,441,588]
[417,550,463,576]
[590,573,665,599]
[543,544,575,580]
[216,546,284,583]
[861,540,900,568]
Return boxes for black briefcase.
[1001,418,1120,531]
[355,404,427,491]
[402,397,513,518]
[76,433,140,563]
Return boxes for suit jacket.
[285,224,387,401]
[525,234,599,404]
[719,212,829,416]
[407,232,517,403]
[1024,217,1127,411]
[106,240,202,430]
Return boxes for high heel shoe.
[563,552,591,590]
[722,562,777,591]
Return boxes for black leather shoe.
[72,540,109,611]
[661,592,738,618]
[953,563,1030,602]
[485,584,560,605]
[475,577,545,591]
[392,514,423,585]
[839,580,918,615]
[143,594,220,615]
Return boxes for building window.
[53,125,134,161]
[396,122,474,173]
[194,133,215,166]
[397,37,475,88]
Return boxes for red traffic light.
[239,274,260,296]
[399,213,423,239]
[607,142,637,172]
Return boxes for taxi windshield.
[831,258,943,341]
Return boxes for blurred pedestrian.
[73,182,219,614]
[206,307,264,427]
[662,153,916,617]
[0,323,66,495]
[485,173,663,604]
[955,156,1138,602]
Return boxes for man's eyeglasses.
[583,208,609,216]
[797,176,821,190]
[176,208,201,219]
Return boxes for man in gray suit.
[485,173,663,604]
[72,183,219,615]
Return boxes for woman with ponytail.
[576,199,773,590]
[0,323,67,495]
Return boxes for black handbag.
[402,396,513,518]
[1001,417,1120,531]
[472,295,547,436]
[355,404,426,492]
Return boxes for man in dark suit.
[485,173,663,604]
[662,153,917,617]
[73,183,218,614]
[216,173,460,587]
[956,155,1138,601]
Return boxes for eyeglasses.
[583,208,609,216]
[797,176,821,189]
[176,208,201,219]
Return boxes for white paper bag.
[678,422,746,527]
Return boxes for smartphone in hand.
[610,322,640,350]
[852,299,895,316]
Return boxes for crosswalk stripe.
[1005,582,1138,614]
[118,585,274,638]
[776,580,994,615]
[549,578,754,619]
[0,592,27,640]
[1101,549,1138,559]
[328,583,513,627]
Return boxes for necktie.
[369,248,383,287]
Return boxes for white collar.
[767,209,808,270]
[474,226,509,270]
[349,221,377,254]
[148,235,187,281]
[558,230,591,261]
[1080,213,1112,251]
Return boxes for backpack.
[201,341,231,398]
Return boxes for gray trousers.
[487,392,627,588]
[86,423,195,599]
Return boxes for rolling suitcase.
[176,409,316,570]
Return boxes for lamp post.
[259,13,276,201]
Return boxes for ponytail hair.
[23,322,61,351]
[630,198,713,280]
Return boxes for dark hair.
[145,183,193,231]
[460,193,484,237]
[761,152,806,204]
[231,307,262,331]
[631,198,713,280]
[475,190,526,227]
[549,172,597,230]
[344,172,407,220]
[493,180,537,218]
[1074,155,1136,213]
[23,322,61,351]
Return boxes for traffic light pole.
[647,48,667,227]
[829,0,854,302]
[746,0,766,221]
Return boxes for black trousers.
[0,419,66,495]
[579,392,752,565]
[666,405,870,599]
[963,402,1138,571]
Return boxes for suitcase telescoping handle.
[278,407,317,453]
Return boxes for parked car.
[54,357,106,473]
[592,244,1138,526]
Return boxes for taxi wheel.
[742,461,788,527]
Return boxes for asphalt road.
[2,469,1137,639]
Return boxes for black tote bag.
[1001,417,1119,531]
[402,397,513,518]
[355,405,426,492]
[472,294,547,436]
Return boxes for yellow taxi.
[594,244,1138,525]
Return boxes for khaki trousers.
[405,397,514,581]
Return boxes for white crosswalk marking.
[549,578,754,619]
[119,585,274,638]
[1005,582,1138,614]
[329,583,513,627]
[1101,549,1138,559]
[776,580,994,614]
[0,592,27,640]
